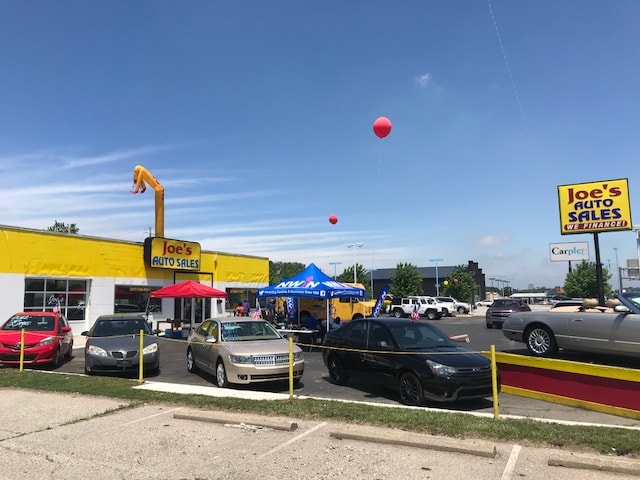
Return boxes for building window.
[24,278,88,321]
[114,285,161,313]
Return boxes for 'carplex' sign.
[549,242,589,262]
[144,237,201,271]
[557,178,632,235]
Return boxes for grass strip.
[1,369,638,457]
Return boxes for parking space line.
[501,444,522,480]
[257,422,328,460]
[109,407,182,431]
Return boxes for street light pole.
[614,247,621,292]
[429,258,444,296]
[329,261,342,280]
[346,243,363,283]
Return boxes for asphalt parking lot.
[4,308,640,479]
[2,388,640,480]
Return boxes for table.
[156,319,192,339]
[277,329,319,351]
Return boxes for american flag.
[252,299,262,319]
[411,304,419,322]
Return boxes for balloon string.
[370,141,383,287]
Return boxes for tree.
[269,261,306,285]
[441,265,477,305]
[46,221,79,234]
[337,264,372,297]
[564,261,612,299]
[389,262,423,298]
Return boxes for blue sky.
[1,1,639,290]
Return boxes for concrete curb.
[174,408,299,431]
[548,451,640,477]
[329,424,497,458]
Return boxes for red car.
[0,312,74,368]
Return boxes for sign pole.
[593,232,605,305]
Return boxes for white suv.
[436,297,471,315]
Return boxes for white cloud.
[475,235,510,247]
[415,73,432,87]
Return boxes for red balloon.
[329,214,338,225]
[373,116,392,138]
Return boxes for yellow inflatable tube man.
[131,165,165,238]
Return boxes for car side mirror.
[205,335,217,343]
[614,305,630,314]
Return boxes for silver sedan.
[502,292,640,358]
[186,317,304,387]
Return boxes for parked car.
[186,317,304,387]
[82,313,159,375]
[0,311,73,368]
[485,298,531,329]
[435,297,472,314]
[476,300,493,307]
[322,317,498,406]
[503,293,640,358]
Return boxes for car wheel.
[398,372,425,406]
[426,310,438,320]
[50,347,62,370]
[525,325,558,357]
[352,314,363,320]
[457,306,466,314]
[327,355,348,386]
[186,348,198,373]
[393,309,403,318]
[486,321,493,329]
[442,308,449,317]
[64,340,74,360]
[84,363,93,375]
[215,360,229,388]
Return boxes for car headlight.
[229,354,254,364]
[87,345,108,357]
[293,351,304,361]
[143,343,158,355]
[37,336,56,347]
[426,359,457,377]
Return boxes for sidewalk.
[1,388,639,479]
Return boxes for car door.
[566,310,640,355]
[339,320,369,379]
[57,315,73,356]
[361,321,398,388]
[191,320,218,372]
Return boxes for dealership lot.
[2,388,640,480]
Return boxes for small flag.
[411,304,419,322]
[252,299,262,319]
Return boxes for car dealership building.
[0,224,269,332]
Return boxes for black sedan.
[322,318,498,406]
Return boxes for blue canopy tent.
[257,263,365,325]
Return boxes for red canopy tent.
[150,280,227,299]
[148,281,227,334]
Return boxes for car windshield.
[620,292,640,312]
[92,319,151,336]
[2,314,54,331]
[220,321,281,342]
[492,300,519,308]
[388,323,456,350]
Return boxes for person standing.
[242,299,250,316]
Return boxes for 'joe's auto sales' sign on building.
[557,178,632,235]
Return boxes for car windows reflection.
[388,324,456,350]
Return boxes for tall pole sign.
[557,178,632,305]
